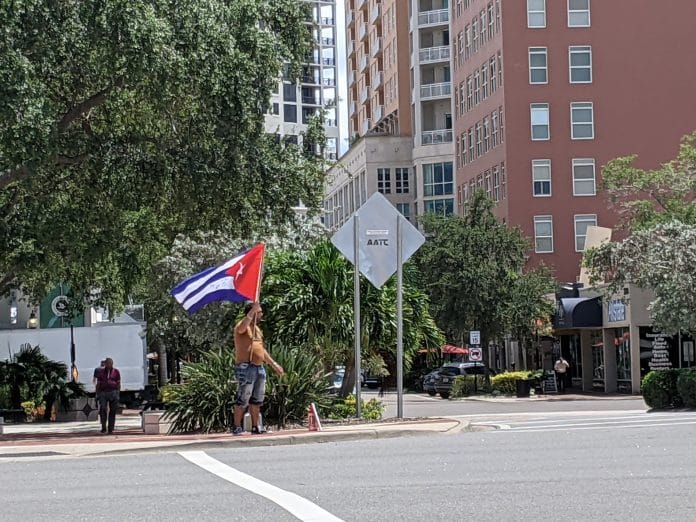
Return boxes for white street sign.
[469,347,483,362]
[470,330,481,346]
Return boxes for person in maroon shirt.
[95,358,121,434]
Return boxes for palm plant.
[263,240,444,397]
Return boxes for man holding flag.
[171,242,283,434]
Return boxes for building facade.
[452,0,696,282]
[326,0,456,226]
[265,0,342,160]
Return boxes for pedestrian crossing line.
[498,413,696,429]
[506,420,696,433]
[179,450,344,522]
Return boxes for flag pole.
[253,243,265,331]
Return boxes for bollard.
[242,412,263,432]
[0,416,4,435]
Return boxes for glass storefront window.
[614,327,631,393]
[590,330,603,390]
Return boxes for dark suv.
[434,362,491,399]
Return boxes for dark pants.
[555,372,566,393]
[98,390,119,432]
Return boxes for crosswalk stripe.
[179,451,344,522]
[507,420,696,433]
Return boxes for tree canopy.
[585,130,696,334]
[0,0,324,311]
[413,191,555,351]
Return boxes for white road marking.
[507,420,696,433]
[179,450,344,522]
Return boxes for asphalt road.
[2,409,695,521]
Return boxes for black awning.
[553,297,602,329]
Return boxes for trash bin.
[515,379,531,398]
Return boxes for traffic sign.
[469,330,481,346]
[330,192,425,289]
[469,347,483,362]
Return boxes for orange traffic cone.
[307,402,322,432]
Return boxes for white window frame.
[574,214,597,252]
[529,47,548,84]
[530,103,550,141]
[534,215,554,253]
[377,167,391,194]
[570,101,594,140]
[532,159,552,197]
[572,158,596,196]
[569,46,592,83]
[568,0,591,27]
[527,0,546,28]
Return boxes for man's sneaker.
[251,426,271,435]
[230,426,244,436]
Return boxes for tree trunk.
[339,361,356,398]
[158,342,169,386]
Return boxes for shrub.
[164,344,334,433]
[324,395,384,421]
[677,368,696,408]
[451,375,477,398]
[641,369,682,409]
[164,350,238,433]
[263,344,333,428]
[491,371,533,395]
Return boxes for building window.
[568,0,591,27]
[423,162,454,197]
[424,198,454,215]
[534,216,553,253]
[572,158,596,196]
[530,103,550,140]
[475,122,483,156]
[491,110,499,147]
[483,117,490,152]
[484,170,492,198]
[527,0,546,28]
[493,166,500,202]
[396,202,411,221]
[467,128,474,162]
[395,167,410,193]
[529,47,548,84]
[283,104,297,123]
[569,46,592,83]
[532,159,552,196]
[570,102,594,139]
[574,214,597,251]
[377,168,391,194]
[481,65,489,99]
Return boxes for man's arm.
[264,352,284,375]
[236,302,261,333]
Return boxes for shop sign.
[607,300,626,323]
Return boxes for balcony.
[360,86,370,104]
[322,78,336,86]
[347,39,354,57]
[371,36,382,57]
[361,118,371,135]
[321,37,335,46]
[320,17,335,26]
[346,10,354,27]
[373,105,384,121]
[358,23,368,41]
[421,129,453,145]
[359,54,368,72]
[356,0,366,10]
[418,8,449,27]
[322,57,335,66]
[350,101,357,115]
[348,70,357,85]
[420,81,452,100]
[372,71,383,89]
[418,45,451,64]
[302,96,321,106]
[370,4,381,24]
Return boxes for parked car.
[434,362,491,399]
[422,369,442,396]
[362,372,381,389]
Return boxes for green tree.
[585,131,696,334]
[413,190,555,359]
[262,240,444,396]
[0,0,324,312]
[601,131,696,230]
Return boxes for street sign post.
[469,330,481,346]
[331,192,425,418]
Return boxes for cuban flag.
[171,243,265,314]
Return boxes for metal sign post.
[353,214,361,419]
[396,215,404,418]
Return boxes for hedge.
[490,371,533,395]
[641,369,682,409]
[676,368,696,408]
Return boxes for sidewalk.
[0,412,465,458]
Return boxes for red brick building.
[452,0,696,282]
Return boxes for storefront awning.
[553,297,602,329]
